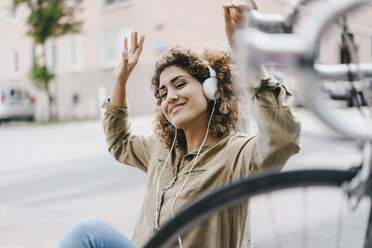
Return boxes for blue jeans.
[58,217,138,248]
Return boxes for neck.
[183,120,216,153]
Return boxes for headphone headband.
[201,59,217,78]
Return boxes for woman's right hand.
[113,30,145,86]
[111,31,145,107]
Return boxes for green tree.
[12,0,83,120]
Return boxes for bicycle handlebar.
[245,0,321,34]
[315,63,372,81]
[247,10,290,33]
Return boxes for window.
[28,45,36,70]
[104,0,129,5]
[45,39,57,71]
[10,50,19,79]
[8,0,18,24]
[11,8,17,22]
[102,26,133,68]
[103,0,132,10]
[65,0,79,7]
[69,34,82,72]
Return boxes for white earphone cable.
[155,128,178,231]
[171,99,217,248]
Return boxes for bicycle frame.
[235,0,372,141]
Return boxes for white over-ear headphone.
[201,59,219,101]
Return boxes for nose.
[167,88,178,103]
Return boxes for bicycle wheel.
[143,169,371,248]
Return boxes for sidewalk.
[0,107,363,248]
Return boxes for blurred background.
[1,0,371,121]
[0,0,371,247]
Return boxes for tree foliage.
[12,0,83,119]
[13,0,82,44]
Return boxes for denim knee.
[58,217,106,248]
[58,217,137,248]
[70,217,104,236]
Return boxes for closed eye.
[175,81,187,88]
[160,91,167,99]
[159,82,187,100]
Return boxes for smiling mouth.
[170,103,186,114]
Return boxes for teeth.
[171,104,184,113]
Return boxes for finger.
[229,4,247,27]
[222,3,232,8]
[231,1,256,11]
[135,35,145,56]
[230,3,246,13]
[130,31,134,53]
[124,37,128,51]
[223,5,233,29]
[133,30,138,50]
[230,7,245,26]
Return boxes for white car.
[0,86,35,123]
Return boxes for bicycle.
[144,0,372,247]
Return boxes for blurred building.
[0,0,371,120]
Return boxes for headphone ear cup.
[202,77,219,101]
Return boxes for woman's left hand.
[223,1,269,81]
[223,1,257,48]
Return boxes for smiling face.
[159,65,209,131]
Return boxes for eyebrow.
[159,75,188,91]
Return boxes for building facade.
[0,0,371,120]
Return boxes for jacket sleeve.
[101,98,155,173]
[241,76,301,175]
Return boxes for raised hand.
[223,1,257,48]
[111,30,145,107]
[113,30,145,86]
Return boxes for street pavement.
[0,108,367,247]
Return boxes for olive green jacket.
[102,77,301,248]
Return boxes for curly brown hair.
[151,45,240,149]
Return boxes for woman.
[58,2,301,248]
